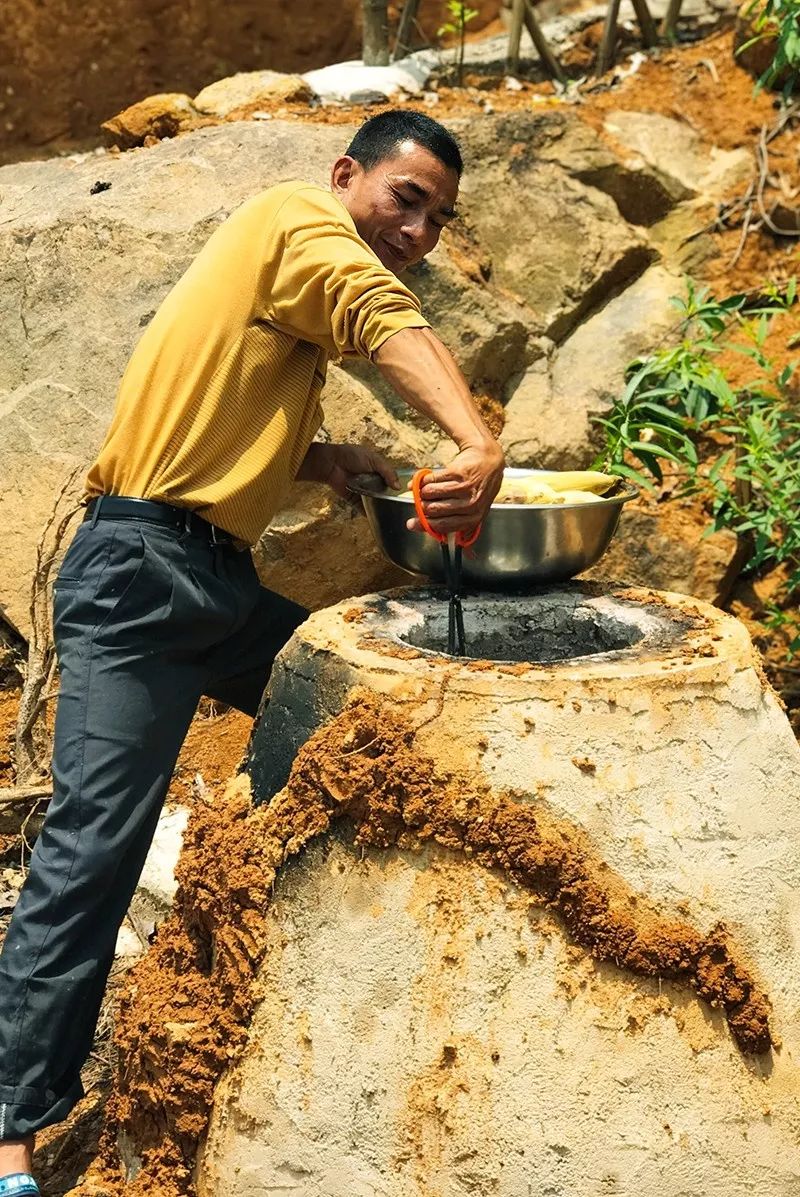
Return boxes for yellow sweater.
[84,181,430,544]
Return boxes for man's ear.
[330,155,359,196]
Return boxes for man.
[0,108,504,1191]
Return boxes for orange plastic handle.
[410,468,481,548]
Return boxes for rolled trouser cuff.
[0,1080,84,1139]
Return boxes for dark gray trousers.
[0,511,306,1138]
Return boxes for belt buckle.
[182,507,226,545]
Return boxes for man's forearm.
[373,327,496,451]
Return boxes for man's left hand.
[298,442,400,499]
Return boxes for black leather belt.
[83,496,236,544]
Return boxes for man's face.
[331,139,460,275]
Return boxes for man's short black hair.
[345,109,463,177]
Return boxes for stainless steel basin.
[348,467,637,588]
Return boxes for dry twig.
[14,467,84,785]
[0,785,52,805]
[682,104,800,264]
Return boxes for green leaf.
[628,441,682,462]
[638,400,689,426]
[608,462,656,490]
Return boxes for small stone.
[769,201,800,234]
[348,89,389,105]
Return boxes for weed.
[438,0,479,86]
[593,277,800,650]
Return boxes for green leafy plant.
[738,0,800,101]
[438,0,479,87]
[593,277,800,648]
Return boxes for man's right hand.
[373,326,507,535]
[406,439,505,536]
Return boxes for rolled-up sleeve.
[259,185,430,359]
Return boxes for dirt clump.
[343,606,366,624]
[78,693,773,1195]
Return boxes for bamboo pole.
[596,0,623,76]
[522,0,567,84]
[660,0,683,39]
[630,0,659,47]
[507,0,526,76]
[363,0,390,66]
[393,0,422,60]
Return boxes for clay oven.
[186,582,800,1196]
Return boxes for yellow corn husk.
[557,489,606,504]
[531,470,618,494]
[396,470,617,506]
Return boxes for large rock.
[647,198,722,274]
[501,265,683,468]
[193,71,317,117]
[100,93,206,150]
[466,108,691,227]
[453,113,657,342]
[603,110,753,202]
[0,122,337,635]
[253,484,411,613]
[584,501,744,605]
[404,237,538,390]
[0,112,734,637]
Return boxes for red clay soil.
[0,688,251,804]
[578,27,777,151]
[167,701,252,804]
[0,691,17,788]
[72,694,773,1196]
[0,0,506,161]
